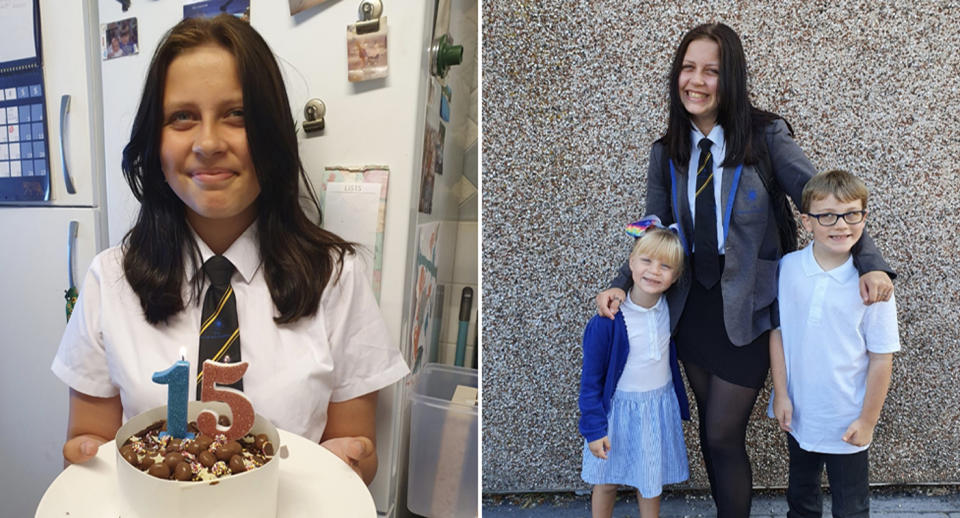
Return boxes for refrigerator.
[0,1,107,518]
[1,0,476,517]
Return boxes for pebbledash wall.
[481,1,960,493]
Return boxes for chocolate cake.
[119,416,274,482]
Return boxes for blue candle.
[152,351,195,440]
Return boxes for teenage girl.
[580,217,690,518]
[52,15,408,483]
[594,23,894,516]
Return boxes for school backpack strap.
[752,121,799,254]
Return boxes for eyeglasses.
[805,210,868,226]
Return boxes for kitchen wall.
[482,1,960,492]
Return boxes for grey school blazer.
[611,119,893,346]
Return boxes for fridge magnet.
[346,17,388,82]
[319,166,390,301]
[435,123,445,175]
[440,85,451,123]
[183,0,250,21]
[408,222,440,374]
[417,127,436,214]
[288,0,332,15]
[100,17,139,61]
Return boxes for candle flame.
[179,347,187,361]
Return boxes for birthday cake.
[114,400,281,518]
[119,416,275,481]
[114,360,280,518]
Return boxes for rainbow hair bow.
[625,215,679,237]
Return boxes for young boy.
[768,170,899,518]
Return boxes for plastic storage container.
[407,363,478,518]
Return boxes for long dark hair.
[121,15,354,325]
[663,23,781,167]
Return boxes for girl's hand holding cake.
[321,436,376,481]
[62,389,122,466]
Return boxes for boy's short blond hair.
[630,228,685,277]
[801,170,869,213]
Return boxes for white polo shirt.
[616,295,672,392]
[52,223,409,442]
[768,243,900,454]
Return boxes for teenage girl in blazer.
[595,23,894,517]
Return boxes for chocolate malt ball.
[122,449,139,467]
[225,441,242,456]
[147,462,171,479]
[138,455,155,471]
[218,415,231,427]
[174,461,193,481]
[214,446,233,462]
[254,434,268,451]
[198,450,217,468]
[195,435,214,451]
[163,452,185,469]
[184,440,200,456]
[228,454,246,474]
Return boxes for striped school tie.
[196,255,243,400]
[694,137,720,289]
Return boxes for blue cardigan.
[578,311,691,442]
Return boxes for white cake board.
[36,429,376,518]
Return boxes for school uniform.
[579,295,689,498]
[52,223,409,443]
[611,119,894,389]
[768,243,899,517]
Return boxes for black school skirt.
[675,255,770,390]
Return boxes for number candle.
[152,348,195,439]
[198,360,255,441]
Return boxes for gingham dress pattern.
[581,383,689,497]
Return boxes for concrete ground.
[482,487,960,517]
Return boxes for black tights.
[683,361,760,518]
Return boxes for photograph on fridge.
[100,17,138,60]
[183,0,250,21]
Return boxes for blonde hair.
[630,228,685,276]
[801,169,869,213]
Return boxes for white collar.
[800,242,857,283]
[188,221,262,284]
[690,122,726,151]
[622,293,666,313]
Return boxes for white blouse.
[616,295,672,392]
[52,223,409,442]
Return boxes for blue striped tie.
[196,255,243,400]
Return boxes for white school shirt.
[616,295,672,392]
[687,124,726,254]
[767,243,900,454]
[51,223,409,443]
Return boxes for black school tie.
[694,137,721,289]
[196,255,243,399]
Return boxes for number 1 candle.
[152,348,195,439]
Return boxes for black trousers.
[786,434,870,518]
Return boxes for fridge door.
[37,0,102,207]
[0,207,100,517]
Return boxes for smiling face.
[628,253,679,307]
[678,38,721,135]
[801,194,867,269]
[160,44,260,243]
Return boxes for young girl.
[594,23,895,516]
[52,15,408,483]
[579,216,690,518]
